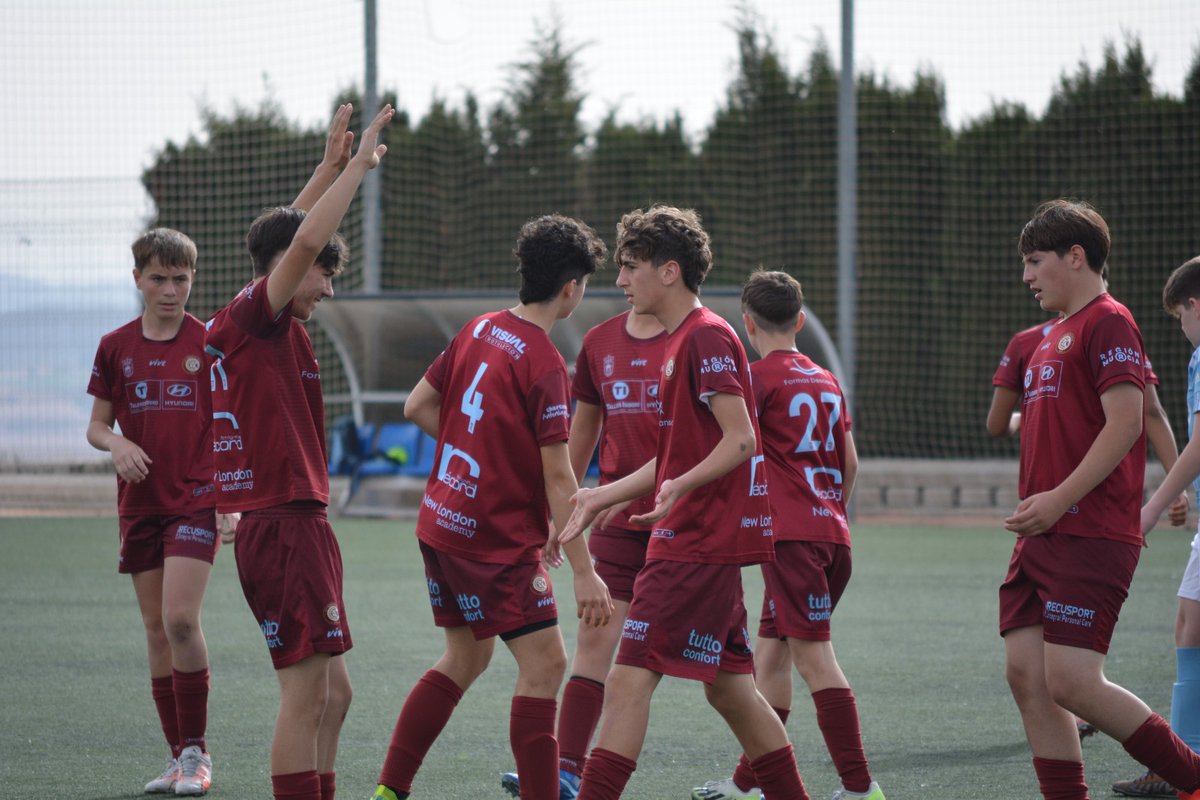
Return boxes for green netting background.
[2,0,1198,464]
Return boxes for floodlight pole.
[837,0,856,406]
[362,0,382,294]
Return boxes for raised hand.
[350,104,393,170]
[322,103,355,171]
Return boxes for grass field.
[0,516,1187,799]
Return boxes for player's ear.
[659,259,680,286]
[794,310,807,333]
[742,312,756,336]
[132,267,142,287]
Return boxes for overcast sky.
[2,0,1197,183]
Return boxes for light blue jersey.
[1188,344,1200,495]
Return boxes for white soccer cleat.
[831,781,885,800]
[144,757,181,794]
[691,777,764,800]
[173,746,212,796]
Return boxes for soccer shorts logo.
[532,575,548,594]
[324,603,341,623]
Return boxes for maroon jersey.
[88,315,214,515]
[751,350,853,545]
[416,310,572,564]
[648,307,774,565]
[1019,293,1146,545]
[995,317,1157,390]
[571,312,667,527]
[204,276,329,512]
[993,320,1058,391]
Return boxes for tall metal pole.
[836,0,856,405]
[362,0,381,293]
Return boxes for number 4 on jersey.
[461,362,488,433]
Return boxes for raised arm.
[292,103,354,212]
[266,104,393,317]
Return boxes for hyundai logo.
[167,384,193,398]
[1039,365,1056,381]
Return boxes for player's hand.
[1004,490,1069,537]
[351,104,393,171]
[322,103,354,171]
[595,499,633,530]
[542,521,564,568]
[217,512,241,544]
[109,436,152,483]
[629,478,682,527]
[559,486,606,546]
[1168,493,1189,527]
[573,569,614,628]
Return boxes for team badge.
[183,355,201,374]
[324,603,341,623]
[121,357,134,377]
[664,358,675,379]
[603,354,615,378]
[1056,333,1074,353]
[532,574,548,594]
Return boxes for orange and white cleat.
[173,746,212,796]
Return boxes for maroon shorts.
[998,533,1139,654]
[616,559,753,683]
[118,510,220,574]
[589,527,649,603]
[758,541,852,642]
[234,503,352,669]
[420,541,558,641]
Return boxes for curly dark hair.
[615,206,712,293]
[513,214,608,304]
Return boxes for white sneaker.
[144,757,181,793]
[691,777,764,800]
[831,781,885,800]
[174,745,213,796]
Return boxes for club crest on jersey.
[665,358,676,379]
[1057,333,1075,353]
[603,354,615,377]
[183,355,202,374]
[324,604,341,624]
[121,357,134,377]
[532,574,548,594]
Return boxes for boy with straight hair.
[371,214,614,800]
[1001,199,1200,800]
[87,227,222,795]
[692,269,882,800]
[502,306,668,800]
[559,206,809,800]
[205,103,393,800]
[1112,254,1200,798]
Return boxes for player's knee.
[326,673,353,721]
[162,610,198,647]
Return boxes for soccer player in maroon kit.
[692,270,882,800]
[502,308,668,799]
[559,206,810,800]
[205,103,393,800]
[87,228,223,796]
[1001,199,1200,800]
[371,214,614,800]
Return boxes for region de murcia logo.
[603,354,615,377]
[664,358,676,379]
[1057,333,1075,353]
[532,575,548,594]
[121,357,134,377]
[183,355,202,374]
[324,604,341,623]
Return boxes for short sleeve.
[87,340,113,400]
[527,368,572,446]
[687,324,744,406]
[1087,313,1146,395]
[992,333,1028,390]
[227,276,291,340]
[572,339,602,405]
